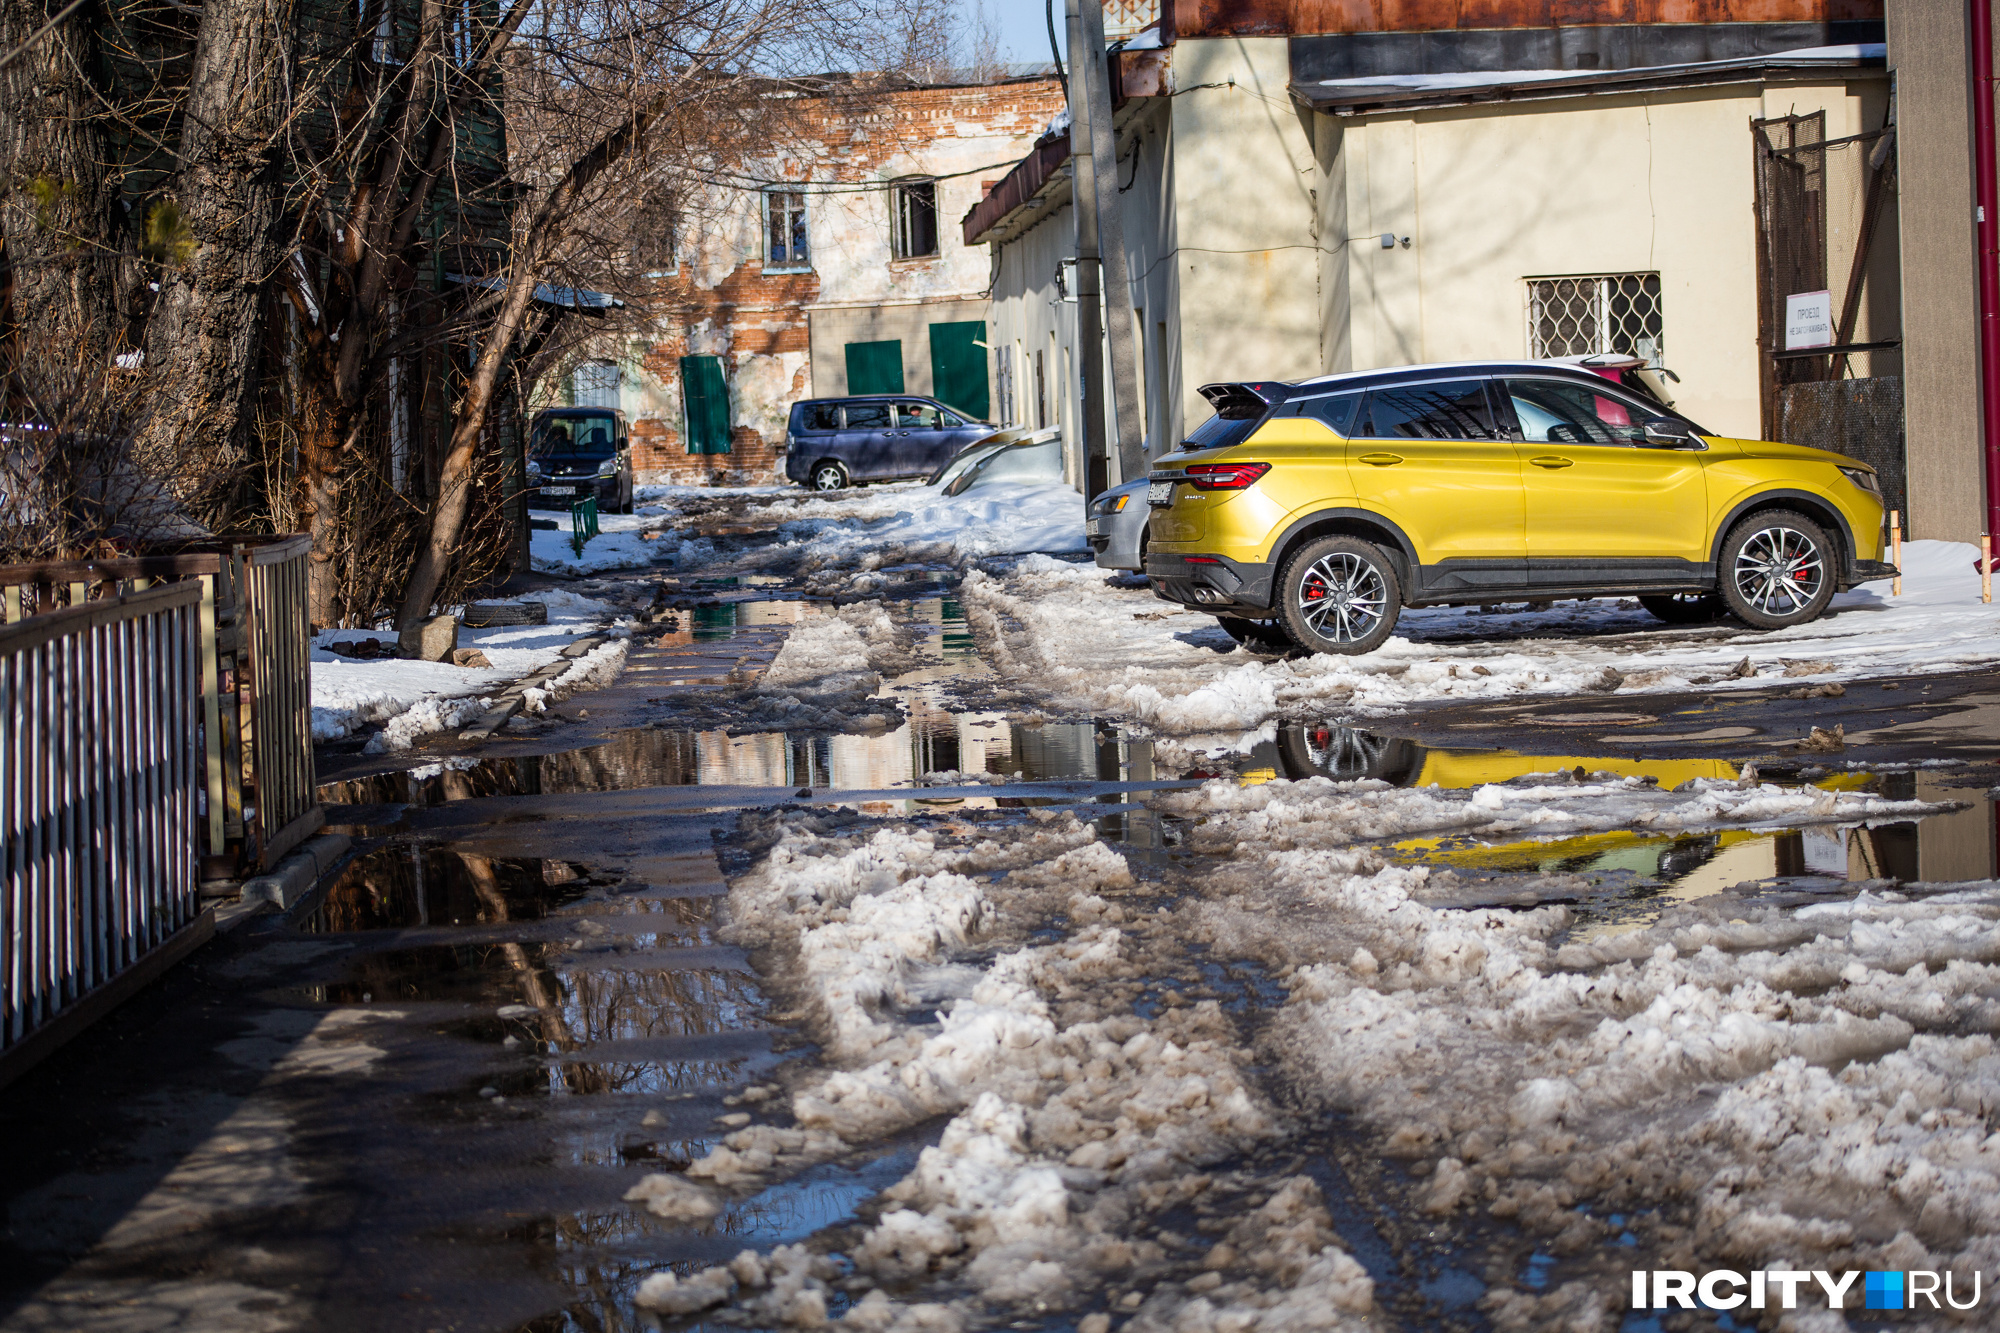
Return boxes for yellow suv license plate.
[1146,480,1174,507]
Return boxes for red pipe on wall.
[1975,0,2000,538]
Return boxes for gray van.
[784,396,995,490]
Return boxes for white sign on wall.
[1784,290,1835,350]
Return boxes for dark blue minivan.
[784,396,995,490]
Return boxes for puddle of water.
[305,848,613,932]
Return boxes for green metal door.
[680,355,730,454]
[928,321,990,420]
[844,340,905,396]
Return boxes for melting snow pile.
[626,811,1374,1332]
[961,541,2000,731]
[1164,773,2000,1329]
[310,590,627,746]
[743,480,1087,577]
[618,765,1999,1331]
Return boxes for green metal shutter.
[680,355,731,454]
[844,340,905,396]
[927,321,990,420]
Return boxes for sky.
[987,0,1067,64]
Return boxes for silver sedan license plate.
[1147,480,1174,506]
[1084,518,1101,536]
[542,485,576,496]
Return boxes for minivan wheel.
[1639,593,1722,624]
[1277,536,1402,655]
[811,460,849,491]
[1216,616,1294,652]
[1717,509,1836,629]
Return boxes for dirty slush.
[11,482,2000,1333]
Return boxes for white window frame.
[890,177,939,260]
[763,188,810,272]
[1524,272,1664,365]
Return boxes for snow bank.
[740,479,1087,568]
[1163,772,2000,1314]
[310,590,621,744]
[629,809,1371,1329]
[529,505,679,574]
[961,540,2000,731]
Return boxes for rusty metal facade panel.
[1172,0,1880,38]
[1,583,202,1056]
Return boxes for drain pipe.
[1975,0,2000,598]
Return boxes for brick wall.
[627,75,1068,490]
[635,420,785,487]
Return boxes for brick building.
[545,69,1066,486]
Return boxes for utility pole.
[1077,0,1147,487]
[1065,0,1108,498]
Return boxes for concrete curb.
[241,832,355,911]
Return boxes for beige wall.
[1168,38,1323,433]
[807,298,991,402]
[1324,78,1886,441]
[1890,0,1985,542]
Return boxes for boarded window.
[765,189,809,269]
[892,178,939,259]
[680,355,731,454]
[845,340,904,396]
[927,321,989,420]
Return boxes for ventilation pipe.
[1975,0,2000,577]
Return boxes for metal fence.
[1752,114,1902,438]
[1,583,205,1058]
[0,535,318,875]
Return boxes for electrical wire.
[1045,0,1065,103]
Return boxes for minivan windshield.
[533,412,617,457]
[1175,412,1262,453]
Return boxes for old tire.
[1639,593,1722,624]
[1717,509,1836,630]
[1216,615,1294,652]
[811,460,850,491]
[1276,535,1402,656]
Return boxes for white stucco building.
[965,6,1896,503]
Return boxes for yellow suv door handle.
[1358,452,1403,466]
[1529,455,1575,469]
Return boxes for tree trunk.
[395,253,539,630]
[0,0,118,387]
[138,0,291,473]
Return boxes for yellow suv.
[1142,364,1893,655]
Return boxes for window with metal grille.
[764,189,809,270]
[891,178,938,259]
[1526,273,1664,364]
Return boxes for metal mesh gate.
[1752,113,1902,485]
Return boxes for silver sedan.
[1086,478,1151,571]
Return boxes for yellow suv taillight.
[1182,462,1271,490]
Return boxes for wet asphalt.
[3,511,1998,1333]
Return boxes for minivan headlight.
[595,457,620,478]
[1838,466,1881,496]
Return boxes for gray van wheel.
[811,460,849,491]
[1276,536,1402,656]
